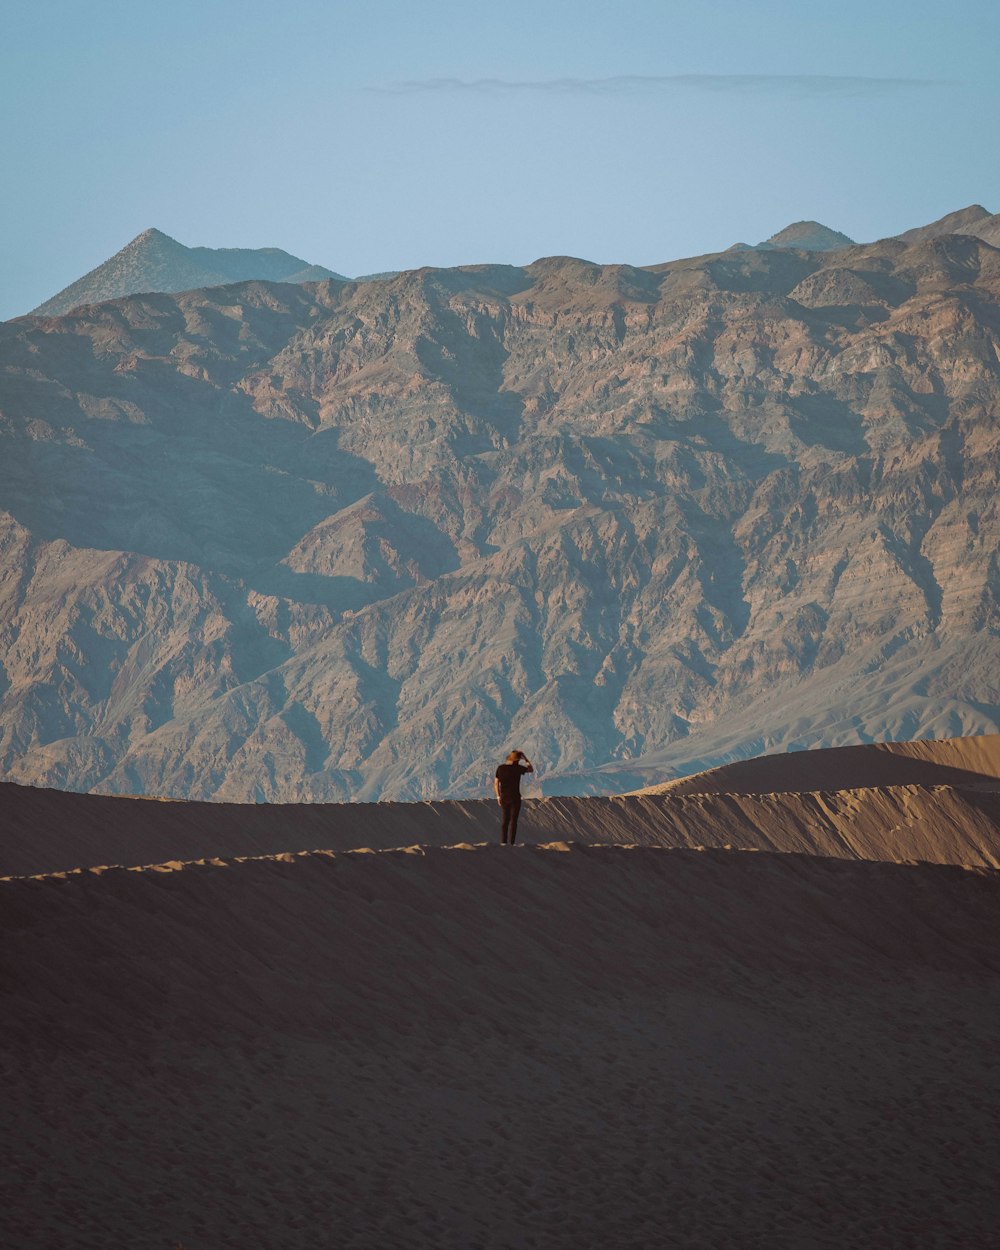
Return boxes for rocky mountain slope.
[3,218,1000,800]
[30,228,347,317]
[895,203,1000,248]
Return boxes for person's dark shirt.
[495,763,529,800]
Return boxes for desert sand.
[632,732,1000,797]
[4,736,1000,1248]
[5,733,1000,878]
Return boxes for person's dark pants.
[500,797,521,844]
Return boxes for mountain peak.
[757,221,855,252]
[131,227,177,246]
[895,204,997,245]
[30,231,347,316]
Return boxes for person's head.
[506,750,523,764]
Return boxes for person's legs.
[508,797,522,845]
[500,800,513,844]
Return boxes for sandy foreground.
[4,737,1000,1249]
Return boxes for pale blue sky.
[2,0,998,319]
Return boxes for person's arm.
[494,774,502,803]
[520,755,534,774]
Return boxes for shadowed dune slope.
[0,782,497,877]
[631,733,1000,797]
[4,844,1000,1249]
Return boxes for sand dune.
[6,737,1000,878]
[532,782,1000,866]
[631,732,1000,797]
[7,736,1000,1246]
[5,842,1000,1249]
[0,781,498,877]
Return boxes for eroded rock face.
[3,234,1000,800]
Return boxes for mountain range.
[26,205,1000,322]
[2,205,1000,800]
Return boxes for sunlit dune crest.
[631,731,1000,795]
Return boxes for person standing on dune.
[494,750,534,845]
